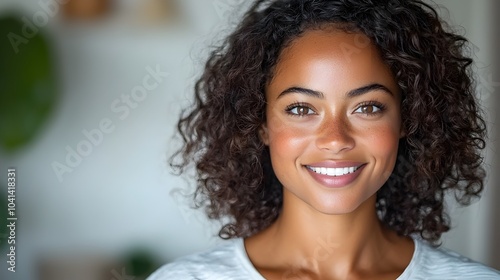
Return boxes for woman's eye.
[354,104,383,115]
[287,105,315,116]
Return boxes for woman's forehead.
[267,29,398,98]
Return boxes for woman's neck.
[244,192,414,279]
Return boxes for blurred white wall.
[0,1,248,279]
[0,1,498,279]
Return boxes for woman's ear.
[259,123,270,145]
[399,125,406,139]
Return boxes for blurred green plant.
[123,247,162,279]
[0,14,58,247]
[0,15,58,152]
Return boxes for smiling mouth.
[306,165,363,177]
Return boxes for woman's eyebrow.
[347,83,393,98]
[277,83,393,99]
[278,87,324,99]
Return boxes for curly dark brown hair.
[171,0,487,244]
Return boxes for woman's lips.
[304,163,366,188]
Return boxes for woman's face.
[260,29,403,214]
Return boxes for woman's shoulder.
[146,238,262,280]
[400,238,500,279]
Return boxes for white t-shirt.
[147,238,500,279]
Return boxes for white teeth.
[308,166,359,176]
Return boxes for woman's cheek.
[361,125,401,179]
[268,119,316,151]
[266,107,310,141]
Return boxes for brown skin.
[245,29,414,279]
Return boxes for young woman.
[148,0,500,279]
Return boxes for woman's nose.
[315,116,355,154]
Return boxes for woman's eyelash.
[285,102,315,116]
[354,101,387,115]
